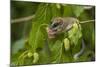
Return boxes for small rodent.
[46,17,85,60]
[46,17,79,38]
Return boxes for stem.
[11,15,35,23]
[80,20,95,24]
[11,15,95,24]
[18,50,28,60]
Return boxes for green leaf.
[68,23,82,45]
[50,40,63,63]
[63,5,84,17]
[37,44,51,64]
[50,4,61,18]
[77,49,95,62]
[81,22,95,50]
[29,4,52,52]
[92,29,95,49]
[72,6,84,17]
[63,5,74,17]
[12,39,25,54]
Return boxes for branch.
[80,20,95,24]
[11,15,35,23]
[11,15,95,24]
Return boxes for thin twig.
[11,15,95,24]
[11,15,35,23]
[80,20,95,24]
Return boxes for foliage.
[11,1,95,66]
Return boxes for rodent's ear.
[51,17,55,22]
[51,17,63,24]
[51,17,63,22]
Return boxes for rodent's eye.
[52,23,59,28]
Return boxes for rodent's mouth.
[46,27,57,39]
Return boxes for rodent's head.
[46,17,64,39]
[46,17,78,39]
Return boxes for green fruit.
[27,52,33,58]
[64,38,70,51]
[33,52,39,64]
[56,4,61,9]
[68,22,82,45]
[73,23,78,29]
